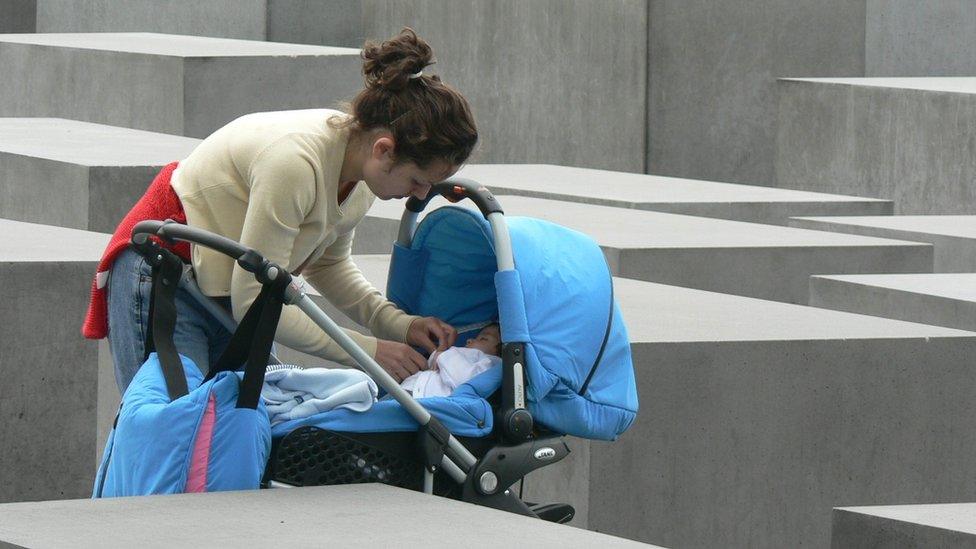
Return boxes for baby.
[399,323,502,398]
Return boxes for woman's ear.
[371,135,396,168]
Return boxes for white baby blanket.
[261,365,377,426]
[399,347,500,399]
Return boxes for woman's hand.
[374,339,428,382]
[407,316,457,353]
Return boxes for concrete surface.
[457,164,893,225]
[267,0,364,48]
[0,220,109,503]
[790,215,976,272]
[0,0,34,33]
[362,0,647,172]
[325,253,976,547]
[647,0,865,186]
[0,118,200,232]
[832,503,976,548]
[358,195,933,304]
[0,484,657,548]
[775,78,976,214]
[810,273,976,332]
[35,0,365,47]
[866,0,976,76]
[594,278,976,548]
[0,33,362,138]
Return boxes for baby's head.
[465,323,502,356]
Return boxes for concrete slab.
[867,0,976,77]
[791,215,976,272]
[313,253,976,548]
[363,1,647,171]
[809,273,976,332]
[775,77,976,214]
[0,118,200,232]
[455,164,892,225]
[0,484,657,548]
[0,33,362,138]
[595,279,976,548]
[0,0,35,33]
[0,220,108,503]
[357,195,933,304]
[832,503,976,548]
[647,0,865,186]
[35,0,364,47]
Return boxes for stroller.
[130,178,638,521]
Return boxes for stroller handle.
[132,220,282,282]
[405,177,503,217]
[398,177,515,272]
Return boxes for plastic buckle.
[418,418,451,473]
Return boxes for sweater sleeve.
[302,228,419,350]
[230,138,377,367]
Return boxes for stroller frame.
[131,178,572,521]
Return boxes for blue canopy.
[387,206,638,441]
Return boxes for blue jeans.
[107,247,234,393]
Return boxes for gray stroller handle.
[398,178,515,271]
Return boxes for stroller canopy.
[388,206,638,440]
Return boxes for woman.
[82,28,478,392]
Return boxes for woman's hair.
[331,28,478,169]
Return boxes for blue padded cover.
[388,206,639,440]
[93,353,271,497]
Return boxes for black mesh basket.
[267,426,425,490]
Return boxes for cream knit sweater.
[171,109,417,365]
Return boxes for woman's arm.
[302,229,417,343]
[230,138,381,366]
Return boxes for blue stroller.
[132,179,638,521]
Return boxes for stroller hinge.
[418,418,451,473]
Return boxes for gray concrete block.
[832,503,976,548]
[791,215,976,272]
[0,118,200,232]
[35,0,365,47]
[593,278,976,548]
[358,196,934,304]
[866,0,976,77]
[267,0,364,48]
[0,33,362,138]
[35,0,267,39]
[362,0,647,172]
[810,273,976,332]
[0,220,109,503]
[0,484,657,548]
[775,78,976,214]
[0,0,35,32]
[458,164,893,225]
[648,0,865,186]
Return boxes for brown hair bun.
[362,28,435,92]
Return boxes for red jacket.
[82,162,191,339]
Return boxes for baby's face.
[465,325,501,356]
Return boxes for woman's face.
[362,136,458,200]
